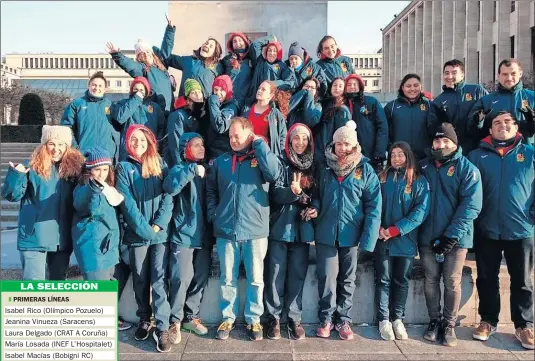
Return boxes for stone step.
[0,220,18,230]
[1,200,19,210]
[1,210,19,222]
[0,143,40,149]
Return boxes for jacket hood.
[212,74,233,101]
[424,145,463,163]
[125,124,157,161]
[442,81,465,92]
[345,74,365,93]
[320,48,342,60]
[226,32,251,58]
[130,76,151,96]
[84,90,106,102]
[262,41,283,62]
[284,123,314,159]
[179,132,203,162]
[174,96,188,110]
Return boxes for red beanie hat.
[212,74,233,101]
[130,76,151,96]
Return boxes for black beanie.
[433,122,458,145]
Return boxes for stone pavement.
[118,323,534,360]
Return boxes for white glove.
[100,181,125,206]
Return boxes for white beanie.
[333,120,359,147]
[134,39,152,55]
[41,125,72,147]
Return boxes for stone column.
[496,1,511,69]
[423,1,433,90]
[453,1,467,60]
[408,10,416,73]
[401,18,409,77]
[383,33,390,92]
[480,0,494,85]
[515,1,533,70]
[432,0,443,95]
[442,1,454,62]
[389,31,396,92]
[415,4,424,79]
[465,0,479,83]
[395,26,402,89]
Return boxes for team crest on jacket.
[104,106,111,115]
[517,153,525,162]
[404,184,412,194]
[420,104,426,111]
[209,159,214,166]
[208,63,216,70]
[465,93,472,101]
[273,64,280,72]
[522,99,529,108]
[250,158,258,167]
[354,168,362,180]
[360,106,369,115]
[447,166,455,176]
[340,63,348,73]
[306,66,313,76]
[147,105,153,113]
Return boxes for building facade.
[167,0,328,92]
[347,53,383,93]
[382,0,535,96]
[1,52,137,96]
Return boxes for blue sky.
[1,1,410,55]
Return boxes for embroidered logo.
[340,63,348,73]
[104,106,111,115]
[420,104,426,111]
[522,99,529,108]
[492,100,499,104]
[447,166,455,177]
[251,158,258,167]
[147,105,153,113]
[306,66,313,76]
[354,168,362,180]
[208,63,216,70]
[517,153,525,162]
[273,64,280,72]
[360,105,369,115]
[404,184,412,194]
[465,93,472,101]
[209,159,214,166]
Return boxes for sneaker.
[515,327,534,350]
[335,321,354,340]
[316,322,333,338]
[288,320,306,340]
[182,318,208,336]
[392,319,408,340]
[423,319,440,342]
[118,318,133,331]
[134,320,152,341]
[168,322,181,345]
[216,321,234,340]
[247,323,263,341]
[442,324,458,347]
[266,319,281,340]
[472,321,496,341]
[153,329,171,353]
[379,320,395,341]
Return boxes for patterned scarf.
[325,143,362,177]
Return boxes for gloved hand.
[435,104,450,124]
[100,181,125,206]
[475,108,493,126]
[434,236,458,255]
[518,105,535,123]
[371,157,386,173]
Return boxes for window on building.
[90,58,94,68]
[493,1,497,22]
[364,80,368,87]
[116,80,122,87]
[53,58,57,68]
[39,58,43,68]
[24,58,28,68]
[106,80,110,87]
[70,58,74,68]
[105,58,110,68]
[373,79,379,87]
[478,1,481,31]
[60,58,64,68]
[75,58,79,68]
[29,58,33,68]
[510,36,515,58]
[492,44,496,84]
[374,58,378,67]
[44,58,48,68]
[510,1,515,12]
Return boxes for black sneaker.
[288,320,306,340]
[443,324,458,347]
[423,319,440,342]
[134,320,151,341]
[118,318,133,331]
[216,321,234,340]
[247,323,263,341]
[153,329,171,353]
[266,319,281,340]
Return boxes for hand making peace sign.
[291,172,302,196]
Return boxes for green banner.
[0,281,118,292]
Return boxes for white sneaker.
[392,319,409,340]
[379,320,395,341]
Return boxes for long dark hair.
[379,141,420,189]
[398,73,422,98]
[298,76,321,102]
[195,37,222,68]
[322,77,345,119]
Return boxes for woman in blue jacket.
[315,36,355,83]
[374,141,429,341]
[286,42,328,97]
[312,121,382,341]
[115,124,173,353]
[163,133,212,345]
[112,76,166,162]
[61,71,119,163]
[314,77,351,164]
[241,80,289,157]
[384,74,437,161]
[287,77,323,130]
[1,125,84,280]
[107,41,174,114]
[265,123,316,341]
[222,32,253,109]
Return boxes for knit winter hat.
[84,147,113,169]
[212,75,233,101]
[41,125,72,147]
[333,120,359,147]
[134,39,152,55]
[288,42,305,61]
[130,76,151,96]
[432,122,458,145]
[289,124,311,143]
[184,78,203,98]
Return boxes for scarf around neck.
[325,143,362,177]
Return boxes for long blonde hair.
[126,125,163,179]
[29,145,84,181]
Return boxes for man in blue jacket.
[206,116,281,342]
[434,59,488,155]
[419,123,483,347]
[468,111,534,350]
[469,59,535,145]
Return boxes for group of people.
[2,18,534,354]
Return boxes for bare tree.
[482,71,534,93]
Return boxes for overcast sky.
[1,1,410,55]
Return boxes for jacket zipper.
[233,161,241,241]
